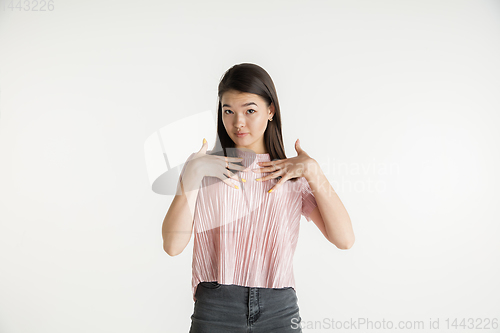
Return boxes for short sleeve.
[301,177,318,222]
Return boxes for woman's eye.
[224,110,256,114]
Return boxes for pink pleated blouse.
[179,148,318,302]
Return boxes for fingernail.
[242,178,246,182]
[268,189,273,193]
[255,178,261,181]
[235,185,239,189]
[203,138,207,144]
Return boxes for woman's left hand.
[253,139,316,193]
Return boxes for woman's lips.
[236,133,248,137]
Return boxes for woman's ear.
[269,102,276,118]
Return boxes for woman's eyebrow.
[222,102,258,108]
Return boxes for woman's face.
[221,90,274,154]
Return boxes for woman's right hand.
[184,138,249,189]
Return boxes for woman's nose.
[233,113,247,127]
[234,120,245,128]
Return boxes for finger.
[215,159,250,173]
[258,160,286,170]
[222,178,239,189]
[223,169,240,181]
[200,138,208,153]
[256,169,286,182]
[210,155,250,172]
[227,162,251,172]
[252,165,270,173]
[221,171,240,189]
[213,157,243,170]
[253,163,282,174]
[257,159,286,166]
[267,175,287,193]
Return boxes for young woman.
[162,63,355,333]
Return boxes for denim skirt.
[189,281,303,333]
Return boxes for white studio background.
[1,1,499,332]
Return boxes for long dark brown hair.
[209,63,298,183]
